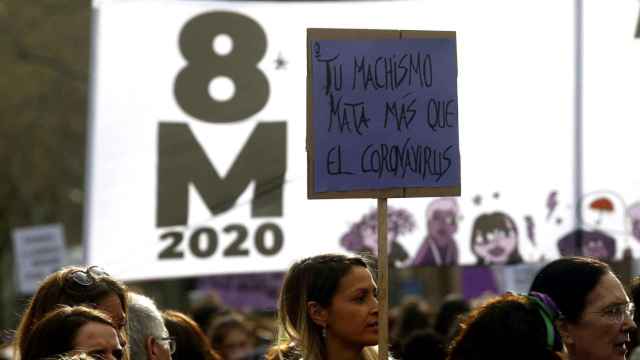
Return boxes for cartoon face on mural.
[470,211,522,265]
[557,229,616,260]
[580,192,627,235]
[588,197,615,227]
[413,198,460,266]
[429,208,458,246]
[340,207,415,267]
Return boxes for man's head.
[127,293,173,360]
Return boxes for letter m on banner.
[156,122,287,227]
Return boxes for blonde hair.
[268,254,378,360]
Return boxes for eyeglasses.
[67,266,109,287]
[157,336,176,354]
[590,302,635,323]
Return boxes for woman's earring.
[322,327,327,338]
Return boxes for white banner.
[87,0,582,281]
[582,1,640,259]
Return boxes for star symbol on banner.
[275,53,288,70]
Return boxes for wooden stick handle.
[377,198,388,360]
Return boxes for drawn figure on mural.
[546,190,558,221]
[557,229,616,260]
[340,207,415,267]
[628,202,640,243]
[556,193,622,260]
[470,211,523,265]
[589,197,616,226]
[524,215,536,246]
[412,198,460,266]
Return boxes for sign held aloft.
[306,28,460,360]
[307,28,460,199]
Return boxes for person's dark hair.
[434,294,470,339]
[15,266,128,358]
[392,296,432,337]
[529,256,610,322]
[401,329,445,360]
[447,294,562,360]
[207,312,253,354]
[163,310,220,360]
[267,253,377,360]
[21,305,118,360]
[189,290,227,334]
[390,296,432,358]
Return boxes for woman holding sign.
[267,254,378,360]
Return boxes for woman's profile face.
[325,266,379,350]
[565,272,637,360]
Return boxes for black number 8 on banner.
[174,11,269,123]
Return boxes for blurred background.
[1,0,640,351]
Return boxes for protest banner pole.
[377,197,388,360]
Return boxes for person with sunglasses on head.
[447,292,564,360]
[128,292,174,360]
[530,256,637,360]
[20,305,124,360]
[14,266,129,359]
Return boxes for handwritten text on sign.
[311,38,459,193]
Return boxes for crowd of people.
[0,255,639,360]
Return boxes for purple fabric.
[462,266,499,300]
[197,272,284,311]
[529,291,563,319]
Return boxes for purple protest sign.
[307,30,460,199]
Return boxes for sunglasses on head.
[67,266,110,286]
